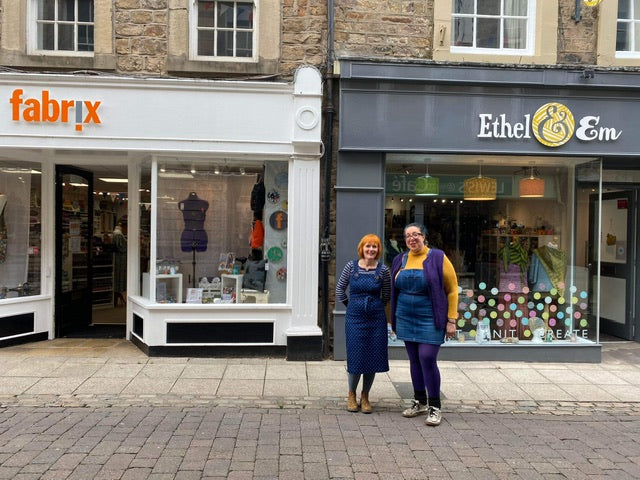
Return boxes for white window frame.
[616,0,640,58]
[189,0,258,62]
[450,0,535,56]
[28,0,94,56]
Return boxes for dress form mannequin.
[178,192,209,252]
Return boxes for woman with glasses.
[335,234,391,413]
[390,223,458,426]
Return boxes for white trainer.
[402,400,429,418]
[425,406,442,426]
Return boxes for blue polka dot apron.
[345,261,389,374]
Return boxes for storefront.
[0,67,323,360]
[334,61,640,363]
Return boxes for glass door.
[55,166,93,337]
[589,190,635,340]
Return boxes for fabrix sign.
[477,102,621,148]
[9,88,102,132]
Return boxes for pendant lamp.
[519,166,545,198]
[415,163,439,196]
[464,163,496,201]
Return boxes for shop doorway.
[55,165,127,338]
[589,190,638,341]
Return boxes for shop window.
[145,159,286,305]
[384,156,600,346]
[190,0,256,60]
[30,0,94,54]
[433,0,557,64]
[597,0,640,65]
[0,163,42,300]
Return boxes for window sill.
[166,55,279,76]
[0,50,116,71]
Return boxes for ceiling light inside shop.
[519,166,545,198]
[158,171,194,179]
[415,162,439,196]
[463,162,496,201]
[99,178,128,183]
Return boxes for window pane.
[236,4,253,28]
[78,0,93,22]
[617,22,631,51]
[618,0,631,19]
[635,22,640,51]
[217,30,234,56]
[504,18,527,49]
[39,0,55,21]
[197,29,215,55]
[476,18,500,48]
[453,0,474,14]
[58,0,75,21]
[236,31,252,57]
[477,0,500,16]
[58,24,74,50]
[198,0,215,27]
[453,17,473,46]
[218,2,235,28]
[504,0,528,16]
[77,24,94,51]
[38,23,55,50]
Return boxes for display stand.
[142,272,183,303]
[221,274,243,303]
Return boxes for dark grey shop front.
[334,61,640,363]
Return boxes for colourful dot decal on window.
[515,310,523,318]
[479,282,487,290]
[488,299,496,307]
[538,283,547,291]
[580,302,587,310]
[549,318,556,327]
[574,312,581,319]
[529,311,536,318]
[537,303,544,311]
[478,295,485,302]
[458,302,467,310]
[471,330,477,338]
[491,287,498,295]
[558,297,565,304]
[557,311,564,319]
[564,318,571,327]
[470,303,478,311]
[479,309,487,317]
[580,291,587,299]
[580,319,588,327]
[523,329,531,338]
[542,311,549,320]
[522,318,529,325]
[466,289,474,297]
[572,296,578,304]
[522,286,529,294]
[496,319,504,327]
[497,304,505,312]
[490,311,498,319]
[569,285,576,293]
[544,296,552,304]
[533,292,541,300]
[550,304,557,312]
[527,301,534,309]
[550,288,558,296]
[464,311,472,319]
[509,303,517,311]
[508,283,515,291]
[517,296,525,304]
[510,319,517,328]
[504,293,511,302]
[503,312,511,319]
[471,318,478,325]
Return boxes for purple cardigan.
[390,248,449,332]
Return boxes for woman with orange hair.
[335,233,391,413]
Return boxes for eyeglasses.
[405,232,423,240]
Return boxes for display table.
[142,272,183,303]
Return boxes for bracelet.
[447,319,456,324]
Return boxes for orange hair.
[357,234,382,260]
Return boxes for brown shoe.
[360,391,372,414]
[347,391,359,412]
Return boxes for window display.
[384,155,599,346]
[145,159,287,304]
[0,163,41,299]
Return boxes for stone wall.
[281,0,328,76]
[557,1,598,65]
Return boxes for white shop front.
[0,67,323,360]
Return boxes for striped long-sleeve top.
[335,261,392,306]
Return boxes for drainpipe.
[574,0,581,22]
[320,0,335,358]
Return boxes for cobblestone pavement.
[0,405,638,480]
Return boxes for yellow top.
[403,247,459,320]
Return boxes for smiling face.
[404,225,425,253]
[362,242,379,261]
